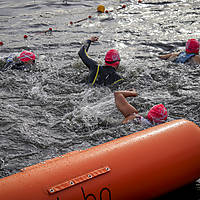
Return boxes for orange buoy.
[0,119,200,200]
[97,5,105,13]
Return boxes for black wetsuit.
[78,40,124,87]
[1,61,26,71]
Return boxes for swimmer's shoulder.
[190,55,200,64]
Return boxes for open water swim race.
[0,0,200,199]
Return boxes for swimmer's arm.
[158,52,180,60]
[78,38,98,70]
[80,37,99,53]
[115,90,138,98]
[122,114,137,124]
[114,90,138,119]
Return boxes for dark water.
[0,0,200,199]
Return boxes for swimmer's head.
[186,39,199,54]
[147,104,168,124]
[17,51,36,63]
[105,49,120,69]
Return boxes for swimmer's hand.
[129,88,138,96]
[90,36,99,42]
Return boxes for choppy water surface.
[0,0,200,199]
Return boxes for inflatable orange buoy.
[97,5,105,13]
[0,119,200,200]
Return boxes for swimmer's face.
[114,63,120,70]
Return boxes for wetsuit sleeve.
[10,62,26,70]
[78,40,98,70]
[112,73,124,86]
[0,62,13,71]
[110,74,125,91]
[1,61,25,71]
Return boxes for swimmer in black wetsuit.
[78,36,124,87]
[0,50,36,71]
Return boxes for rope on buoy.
[69,16,92,25]
[44,27,53,34]
[117,4,126,11]
[104,4,126,13]
[4,2,130,43]
[69,4,126,25]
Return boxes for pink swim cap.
[147,104,168,124]
[105,49,120,68]
[17,51,36,62]
[185,39,199,54]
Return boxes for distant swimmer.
[78,36,124,87]
[114,89,168,126]
[159,39,200,64]
[0,50,36,71]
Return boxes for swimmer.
[114,89,168,126]
[0,50,36,71]
[159,39,200,64]
[78,36,124,87]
